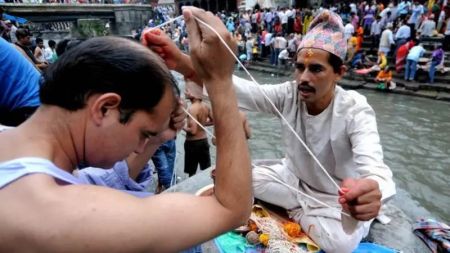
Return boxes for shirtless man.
[183,90,212,177]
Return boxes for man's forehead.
[297,48,329,59]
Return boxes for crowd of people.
[0,1,447,252]
[150,1,450,86]
[0,0,154,4]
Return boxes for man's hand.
[170,98,186,132]
[338,178,382,221]
[183,7,237,83]
[148,98,186,145]
[141,29,183,71]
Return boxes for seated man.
[144,9,395,253]
[350,50,373,69]
[0,7,252,253]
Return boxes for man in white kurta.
[232,75,395,252]
[232,10,396,253]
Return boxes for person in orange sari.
[356,26,364,52]
[375,65,395,90]
[395,39,416,72]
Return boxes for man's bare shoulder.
[0,130,50,162]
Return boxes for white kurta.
[231,75,396,215]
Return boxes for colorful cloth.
[298,10,347,61]
[376,71,392,81]
[396,40,415,72]
[215,232,397,253]
[413,218,450,253]
[215,232,264,253]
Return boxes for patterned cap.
[298,10,347,61]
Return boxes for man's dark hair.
[55,39,70,56]
[35,37,43,44]
[55,39,86,56]
[15,28,31,40]
[40,36,179,123]
[328,52,344,74]
[48,40,56,48]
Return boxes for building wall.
[175,0,237,13]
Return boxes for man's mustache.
[297,82,316,92]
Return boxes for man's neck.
[16,41,27,47]
[20,107,83,173]
[305,90,335,116]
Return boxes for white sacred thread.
[181,107,215,138]
[149,15,184,31]
[153,14,346,202]
[181,107,351,217]
[253,168,351,217]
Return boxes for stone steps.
[244,60,293,76]
[346,71,450,89]
[243,58,450,101]
[339,79,450,102]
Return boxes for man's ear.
[90,93,122,125]
[335,64,347,82]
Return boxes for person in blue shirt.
[0,37,41,126]
[405,42,425,81]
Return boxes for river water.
[174,70,450,223]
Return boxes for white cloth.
[344,23,355,41]
[395,25,411,40]
[273,36,287,49]
[370,20,382,36]
[278,11,288,24]
[278,49,289,60]
[419,20,436,37]
[253,162,369,253]
[44,47,54,63]
[379,29,394,49]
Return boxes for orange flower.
[283,222,302,238]
[248,220,258,232]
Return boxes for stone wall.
[0,4,155,36]
[114,8,152,35]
